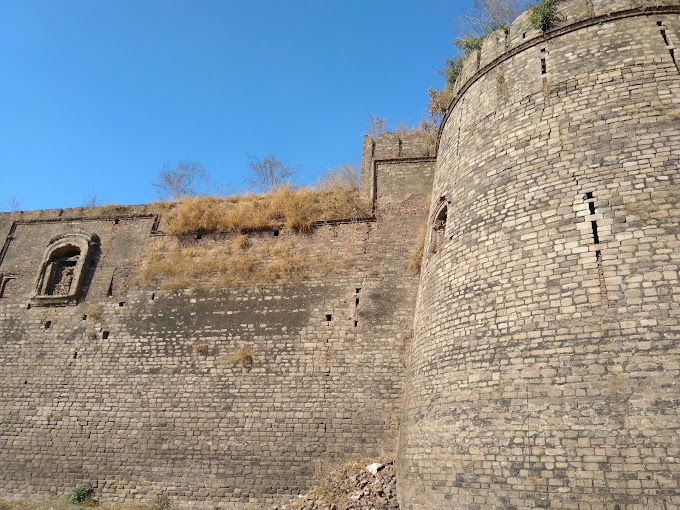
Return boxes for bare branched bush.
[366,114,386,139]
[153,160,216,200]
[315,163,360,192]
[245,154,299,193]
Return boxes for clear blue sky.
[0,0,476,211]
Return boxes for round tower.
[398,1,680,509]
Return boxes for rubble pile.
[273,459,398,510]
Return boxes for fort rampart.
[1,1,679,509]
[398,0,680,509]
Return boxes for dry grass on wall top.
[164,186,371,236]
[135,234,357,292]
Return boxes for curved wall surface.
[399,1,680,509]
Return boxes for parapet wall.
[399,0,680,509]
[360,130,436,207]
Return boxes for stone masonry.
[398,1,680,509]
[1,1,679,509]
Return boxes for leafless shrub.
[245,154,299,193]
[84,329,97,340]
[366,114,387,140]
[392,121,410,136]
[153,160,217,200]
[81,194,102,208]
[315,164,360,192]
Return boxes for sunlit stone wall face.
[399,1,680,508]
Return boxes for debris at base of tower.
[273,458,398,510]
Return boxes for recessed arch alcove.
[31,231,99,306]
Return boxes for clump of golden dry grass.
[165,185,370,236]
[229,346,254,366]
[83,329,97,340]
[135,235,355,291]
[407,222,428,273]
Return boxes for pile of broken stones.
[272,459,398,510]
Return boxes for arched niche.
[429,199,449,255]
[31,231,99,306]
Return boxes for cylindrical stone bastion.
[398,1,680,509]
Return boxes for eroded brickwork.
[398,1,680,509]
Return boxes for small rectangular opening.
[151,293,155,301]
[82,314,87,320]
[588,202,596,215]
[354,320,358,327]
[195,234,202,241]
[325,314,332,321]
[355,288,361,294]
[273,229,280,237]
[44,320,51,329]
[118,301,125,307]
[541,58,546,74]
[355,298,359,306]
[584,192,593,200]
[114,218,119,225]
[102,331,110,339]
[107,278,114,298]
[661,30,669,45]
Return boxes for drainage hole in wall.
[44,321,51,329]
[354,320,358,327]
[326,314,332,321]
[114,218,119,225]
[118,301,125,307]
[82,314,87,320]
[273,229,280,237]
[24,380,27,385]
[102,331,110,339]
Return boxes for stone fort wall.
[398,1,680,509]
[0,136,434,506]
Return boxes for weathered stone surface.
[399,1,680,509]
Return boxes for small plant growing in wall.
[527,0,561,32]
[65,483,95,505]
[84,328,97,341]
[230,346,254,367]
[192,342,208,356]
[86,304,102,321]
[153,494,173,510]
